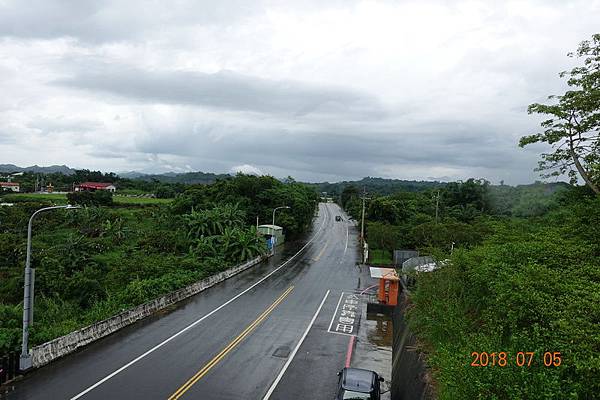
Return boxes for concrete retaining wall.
[391,293,435,400]
[30,255,268,368]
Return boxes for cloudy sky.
[0,0,599,183]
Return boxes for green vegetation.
[0,174,317,353]
[368,249,393,265]
[1,193,69,204]
[308,176,445,198]
[126,171,229,185]
[171,174,318,238]
[408,192,600,399]
[343,178,599,397]
[67,191,113,207]
[343,178,499,257]
[2,193,172,206]
[112,196,173,205]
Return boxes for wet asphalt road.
[4,202,374,400]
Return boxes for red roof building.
[0,182,20,192]
[74,182,116,192]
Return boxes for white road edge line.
[262,289,331,400]
[70,207,328,400]
[345,225,349,252]
[341,224,349,263]
[327,291,345,332]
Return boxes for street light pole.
[272,206,290,226]
[20,205,80,371]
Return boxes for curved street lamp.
[272,206,290,226]
[20,204,80,371]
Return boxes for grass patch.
[113,196,172,205]
[2,193,68,204]
[1,192,171,205]
[369,248,393,265]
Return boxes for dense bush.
[155,185,176,199]
[344,179,598,398]
[67,190,113,206]
[407,194,600,399]
[172,174,318,238]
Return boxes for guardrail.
[0,351,19,385]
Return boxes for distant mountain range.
[120,171,230,184]
[0,164,75,175]
[0,165,566,192]
[0,164,233,184]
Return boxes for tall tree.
[340,185,360,208]
[520,34,600,195]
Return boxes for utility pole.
[360,193,366,247]
[434,190,440,224]
[360,187,370,264]
[20,205,80,371]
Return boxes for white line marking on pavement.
[327,292,345,332]
[339,224,349,264]
[344,225,349,254]
[262,290,330,400]
[70,209,328,400]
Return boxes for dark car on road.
[336,367,384,399]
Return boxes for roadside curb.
[345,335,356,367]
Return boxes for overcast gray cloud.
[0,0,260,42]
[0,0,599,183]
[56,67,384,119]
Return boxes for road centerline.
[168,286,294,400]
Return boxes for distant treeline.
[307,176,446,197]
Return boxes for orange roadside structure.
[369,267,400,306]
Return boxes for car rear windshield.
[343,390,371,399]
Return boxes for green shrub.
[67,191,113,207]
[407,204,600,399]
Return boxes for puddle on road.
[365,313,393,348]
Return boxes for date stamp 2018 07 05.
[470,351,562,367]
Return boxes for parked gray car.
[336,367,384,400]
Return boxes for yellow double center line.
[168,286,294,400]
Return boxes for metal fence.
[0,351,19,385]
[393,250,419,267]
[401,256,435,272]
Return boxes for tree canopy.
[520,34,600,195]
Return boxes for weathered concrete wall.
[391,293,435,400]
[30,255,268,368]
